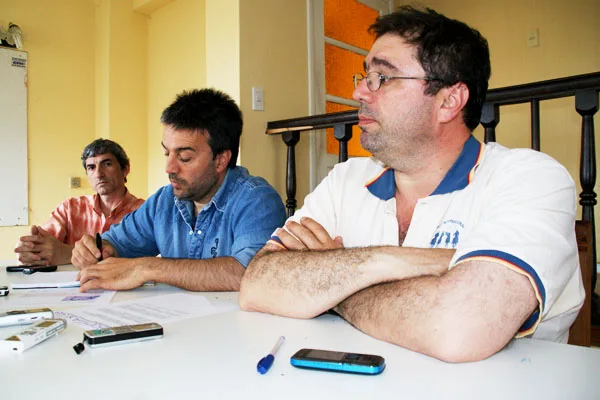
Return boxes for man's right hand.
[276,217,343,251]
[71,234,116,269]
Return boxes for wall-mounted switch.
[527,29,539,47]
[69,177,81,189]
[252,87,264,111]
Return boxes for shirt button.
[197,230,202,235]
[189,230,193,235]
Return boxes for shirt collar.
[209,167,244,211]
[93,187,133,216]
[365,135,483,200]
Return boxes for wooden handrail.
[485,72,600,105]
[266,110,357,135]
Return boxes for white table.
[0,262,599,400]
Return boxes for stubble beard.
[360,102,435,171]
[169,169,219,203]
[94,181,114,196]
[361,125,433,172]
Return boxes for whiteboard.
[0,48,28,226]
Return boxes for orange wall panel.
[325,43,364,100]
[324,0,378,50]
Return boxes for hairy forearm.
[143,256,245,291]
[240,246,453,318]
[335,261,537,363]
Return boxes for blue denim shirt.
[102,167,285,267]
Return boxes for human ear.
[122,164,130,182]
[439,82,469,124]
[215,150,232,172]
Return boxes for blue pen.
[257,336,285,374]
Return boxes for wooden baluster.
[282,132,300,218]
[531,99,541,151]
[480,103,499,143]
[576,89,599,302]
[334,123,353,163]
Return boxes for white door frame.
[307,0,393,190]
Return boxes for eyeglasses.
[353,71,441,92]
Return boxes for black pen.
[95,233,103,261]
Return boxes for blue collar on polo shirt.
[365,135,483,200]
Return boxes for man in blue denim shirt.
[71,89,285,292]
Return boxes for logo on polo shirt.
[430,219,464,249]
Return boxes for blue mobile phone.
[290,348,385,375]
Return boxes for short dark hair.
[81,138,130,171]
[369,6,491,130]
[160,88,243,169]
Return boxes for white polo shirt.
[279,135,584,342]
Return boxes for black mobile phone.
[6,265,57,272]
[290,348,386,375]
[22,265,58,274]
[6,265,28,272]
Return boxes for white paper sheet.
[0,288,116,308]
[55,293,237,330]
[10,271,80,289]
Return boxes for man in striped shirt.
[14,139,144,266]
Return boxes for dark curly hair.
[370,6,491,130]
[161,88,243,169]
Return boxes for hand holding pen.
[71,234,115,269]
[95,233,103,262]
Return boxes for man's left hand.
[78,257,146,292]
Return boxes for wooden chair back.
[568,220,592,346]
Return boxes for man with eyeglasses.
[239,6,582,362]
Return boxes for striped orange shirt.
[42,189,144,245]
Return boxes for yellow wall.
[146,0,206,193]
[104,1,148,199]
[239,0,310,204]
[95,0,148,199]
[0,0,97,259]
[205,0,240,105]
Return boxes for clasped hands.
[71,234,145,292]
[14,225,72,265]
[274,217,343,251]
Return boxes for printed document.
[10,271,80,289]
[0,288,116,308]
[2,271,115,307]
[55,293,237,330]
